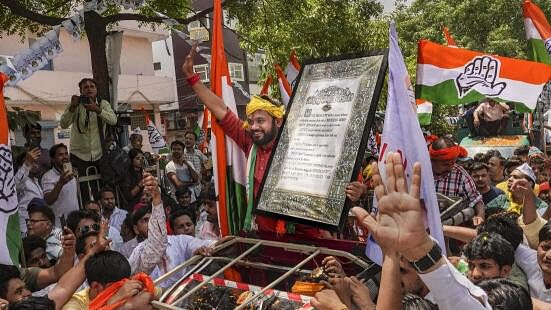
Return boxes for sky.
[380,0,411,12]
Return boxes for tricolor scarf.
[243,145,293,234]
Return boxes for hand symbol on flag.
[455,56,506,98]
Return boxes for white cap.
[514,163,537,184]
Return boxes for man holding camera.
[60,79,117,200]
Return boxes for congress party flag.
[416,40,551,111]
[367,22,445,265]
[142,108,166,153]
[0,73,21,265]
[523,0,551,65]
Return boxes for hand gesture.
[24,148,41,166]
[142,172,160,205]
[456,56,506,98]
[107,280,144,304]
[89,220,111,255]
[0,298,8,310]
[182,42,198,79]
[61,227,76,256]
[509,178,534,199]
[322,256,345,278]
[345,181,367,202]
[351,152,429,259]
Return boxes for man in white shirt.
[15,148,44,234]
[26,201,63,262]
[165,140,199,199]
[41,144,79,227]
[99,186,127,233]
[127,173,215,289]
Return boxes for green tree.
[225,0,387,80]
[0,0,226,100]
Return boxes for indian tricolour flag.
[416,40,551,111]
[285,50,301,87]
[416,99,433,125]
[209,0,247,235]
[275,64,292,105]
[0,72,21,265]
[523,0,551,65]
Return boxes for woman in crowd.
[120,148,145,210]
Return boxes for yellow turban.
[243,96,285,129]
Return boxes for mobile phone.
[28,138,41,150]
[60,214,66,229]
[63,162,72,174]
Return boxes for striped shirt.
[434,164,483,208]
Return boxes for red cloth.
[218,111,321,237]
[429,144,467,161]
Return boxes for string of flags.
[0,0,150,86]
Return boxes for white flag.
[366,22,446,265]
[143,111,166,153]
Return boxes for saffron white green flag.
[523,0,551,65]
[209,0,247,235]
[0,72,21,266]
[416,99,433,126]
[366,22,445,265]
[416,40,551,111]
[285,51,301,88]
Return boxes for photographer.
[60,78,117,200]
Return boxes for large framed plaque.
[255,51,388,231]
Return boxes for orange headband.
[429,144,467,161]
[89,272,154,310]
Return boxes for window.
[228,63,244,81]
[193,64,210,82]
[153,62,161,71]
[187,13,210,30]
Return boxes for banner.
[0,73,21,265]
[367,23,445,265]
[416,40,551,111]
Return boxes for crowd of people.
[2,45,551,310]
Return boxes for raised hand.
[455,56,506,98]
[89,220,111,255]
[142,172,161,205]
[182,42,198,79]
[24,147,41,166]
[322,256,345,278]
[351,152,429,260]
[345,181,367,202]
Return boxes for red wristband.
[187,73,201,87]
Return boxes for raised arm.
[128,173,168,275]
[182,43,228,120]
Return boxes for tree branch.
[0,0,65,26]
[103,0,229,25]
